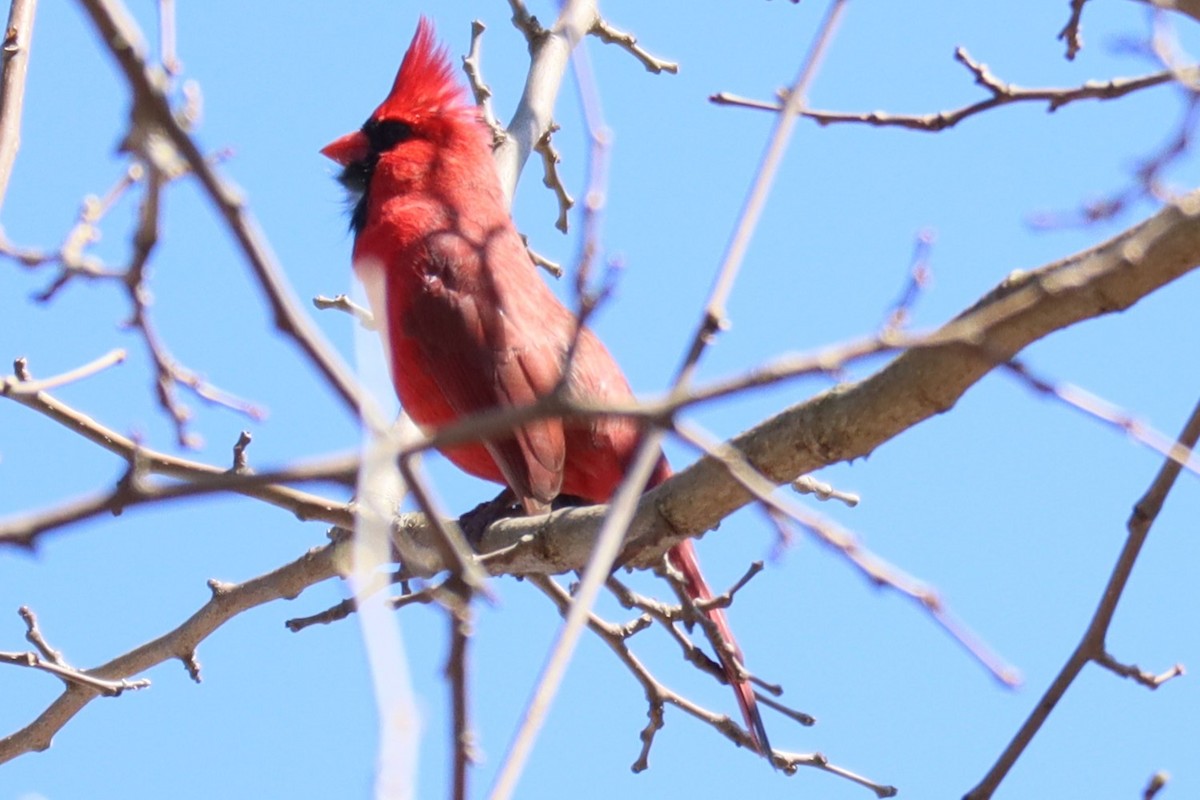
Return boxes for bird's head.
[322,17,479,234]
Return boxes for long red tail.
[666,538,770,757]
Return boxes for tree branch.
[417,192,1200,577]
[0,533,347,763]
[711,48,1184,132]
[0,0,37,214]
[964,392,1200,798]
[74,0,375,421]
[494,0,598,200]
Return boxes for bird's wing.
[399,230,566,510]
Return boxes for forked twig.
[965,394,1200,798]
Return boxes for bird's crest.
[374,17,467,123]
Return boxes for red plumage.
[323,17,769,756]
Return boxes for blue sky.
[3,2,1200,798]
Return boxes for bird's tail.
[667,538,771,758]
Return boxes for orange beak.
[320,130,370,166]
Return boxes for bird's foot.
[550,493,589,510]
[459,488,520,548]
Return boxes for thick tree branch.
[11,167,1200,567]
[392,192,1200,576]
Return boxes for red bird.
[322,18,769,756]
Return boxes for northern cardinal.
[322,18,769,756]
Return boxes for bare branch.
[1003,359,1200,474]
[674,0,847,389]
[1058,0,1088,60]
[530,574,891,794]
[1143,770,1170,799]
[1,373,355,540]
[2,350,126,396]
[672,421,1019,687]
[461,20,506,146]
[0,0,37,214]
[445,582,476,800]
[1094,651,1184,688]
[312,293,377,329]
[1,155,264,437]
[0,607,151,696]
[589,16,679,74]
[534,123,573,232]
[495,0,599,200]
[0,534,347,763]
[881,228,935,333]
[120,163,263,445]
[75,0,375,422]
[429,192,1200,580]
[520,235,564,278]
[712,49,1183,132]
[0,452,357,548]
[0,164,141,297]
[966,393,1200,798]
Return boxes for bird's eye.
[362,118,413,152]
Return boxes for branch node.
[230,430,252,473]
[207,578,234,597]
[181,651,202,683]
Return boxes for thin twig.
[965,394,1200,799]
[711,49,1182,132]
[520,235,563,277]
[0,454,358,548]
[0,607,151,696]
[534,123,573,232]
[1003,359,1200,476]
[672,420,1020,687]
[673,0,847,389]
[531,575,889,794]
[1143,771,1170,799]
[2,372,356,533]
[491,6,849,794]
[2,350,126,396]
[589,16,678,74]
[1058,0,1089,60]
[462,19,506,146]
[312,293,377,329]
[0,535,347,763]
[881,228,935,333]
[76,0,377,424]
[446,580,475,800]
